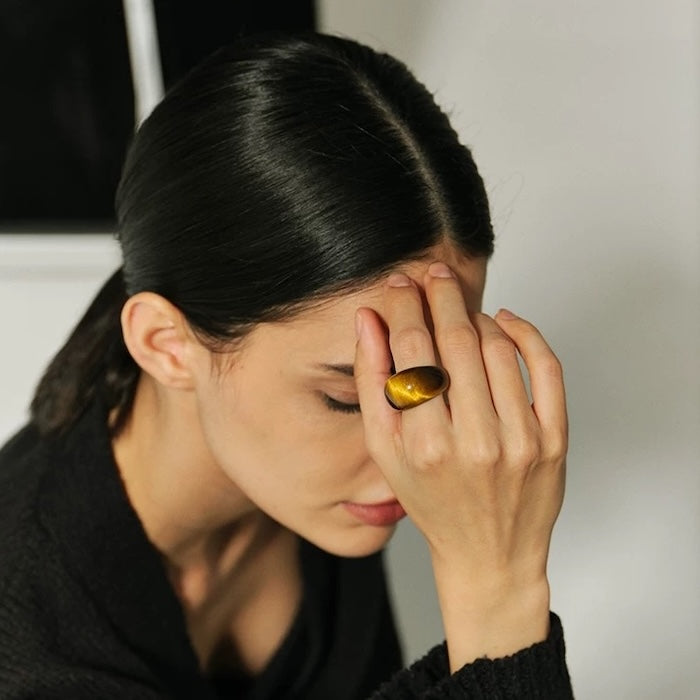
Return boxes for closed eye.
[322,394,361,414]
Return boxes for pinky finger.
[494,310,568,449]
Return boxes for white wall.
[318,2,700,698]
[1,2,698,698]
[0,236,121,440]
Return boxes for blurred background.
[1,2,698,698]
[0,0,316,224]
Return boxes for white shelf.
[0,234,121,275]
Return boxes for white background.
[1,2,698,698]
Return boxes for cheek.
[193,360,373,500]
[197,386,364,491]
[197,386,277,475]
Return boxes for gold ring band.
[384,366,450,410]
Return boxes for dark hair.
[31,33,494,437]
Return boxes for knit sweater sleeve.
[369,612,573,699]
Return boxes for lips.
[343,499,407,527]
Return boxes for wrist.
[432,566,551,672]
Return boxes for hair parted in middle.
[32,32,494,437]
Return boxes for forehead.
[239,253,488,363]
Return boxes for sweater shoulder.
[0,423,51,580]
[0,423,76,647]
[0,426,167,697]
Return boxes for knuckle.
[438,322,480,354]
[469,438,502,468]
[539,354,563,380]
[482,331,517,361]
[391,326,433,362]
[510,435,541,467]
[544,429,568,461]
[472,312,500,331]
[411,433,452,471]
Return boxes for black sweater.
[0,401,573,698]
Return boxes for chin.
[307,523,398,559]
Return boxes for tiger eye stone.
[384,366,450,410]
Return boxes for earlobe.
[120,293,198,390]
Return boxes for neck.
[111,375,302,674]
[111,374,270,578]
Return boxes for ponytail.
[30,268,140,438]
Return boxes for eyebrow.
[317,363,355,377]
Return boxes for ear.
[120,292,202,390]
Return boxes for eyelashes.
[322,394,361,414]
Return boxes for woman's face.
[192,251,487,557]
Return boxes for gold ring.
[384,366,450,410]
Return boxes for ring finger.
[383,273,450,427]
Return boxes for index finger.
[354,307,400,457]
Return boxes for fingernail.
[497,308,518,320]
[387,273,413,287]
[355,311,364,339]
[428,262,454,278]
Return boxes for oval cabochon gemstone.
[384,366,449,410]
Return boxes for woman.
[0,34,572,698]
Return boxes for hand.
[354,262,567,668]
